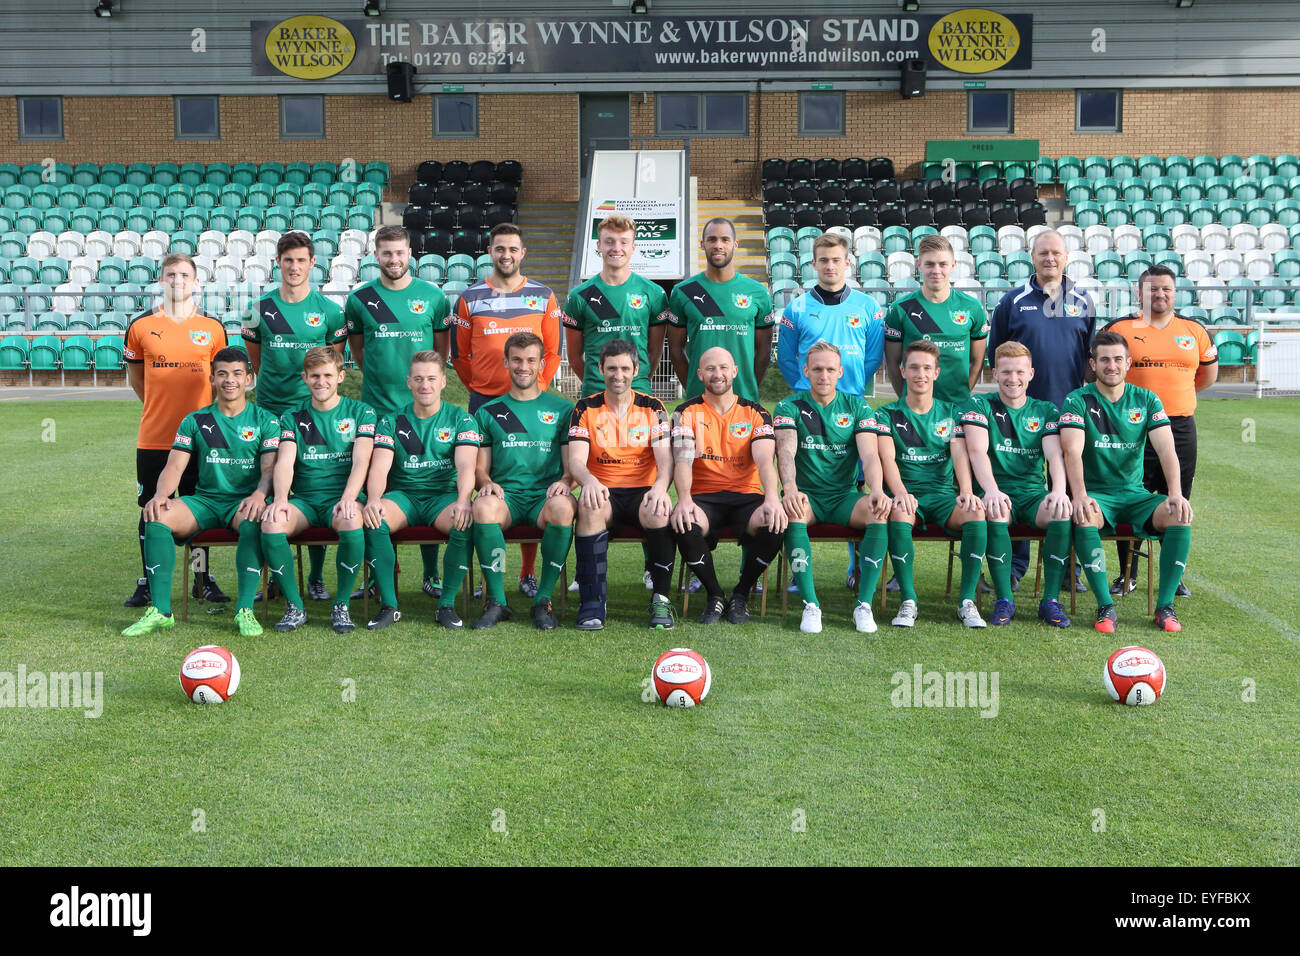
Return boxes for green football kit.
[243,289,347,416]
[345,277,450,417]
[668,272,774,403]
[564,274,670,398]
[885,289,989,406]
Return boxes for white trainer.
[957,598,988,628]
[800,601,823,634]
[853,600,878,634]
[891,599,918,627]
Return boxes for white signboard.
[580,197,684,280]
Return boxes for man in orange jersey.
[568,339,675,631]
[122,252,229,608]
[670,345,787,625]
[450,222,563,598]
[1103,264,1217,597]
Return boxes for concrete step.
[517,202,579,298]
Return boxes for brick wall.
[5,88,1298,204]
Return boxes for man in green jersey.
[1058,331,1192,634]
[345,224,452,599]
[362,350,479,631]
[883,235,989,405]
[260,347,375,634]
[245,231,348,603]
[122,348,280,638]
[874,340,989,629]
[470,331,577,631]
[961,341,1073,628]
[667,218,775,404]
[774,342,891,635]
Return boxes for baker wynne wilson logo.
[522,295,544,311]
[1127,408,1145,424]
[928,8,1022,75]
[189,330,211,346]
[846,313,863,328]
[952,310,970,326]
[834,413,852,428]
[409,300,428,315]
[538,410,557,425]
[627,294,646,310]
[1024,416,1042,432]
[732,293,752,309]
[336,418,355,437]
[239,426,257,441]
[436,427,452,442]
[262,15,357,80]
[305,312,323,327]
[934,418,954,439]
[729,421,752,439]
[1175,334,1196,350]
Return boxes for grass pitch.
[0,392,1297,865]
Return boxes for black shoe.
[885,574,900,593]
[435,605,463,629]
[274,604,307,632]
[1175,581,1191,598]
[253,579,281,603]
[306,580,330,601]
[124,578,151,608]
[423,577,443,599]
[472,599,512,630]
[331,603,355,633]
[532,600,557,631]
[350,584,376,600]
[976,574,993,596]
[366,605,401,630]
[1109,574,1138,596]
[195,575,231,603]
[698,595,726,625]
[845,568,859,591]
[1074,570,1089,593]
[1010,574,1021,593]
[727,593,751,624]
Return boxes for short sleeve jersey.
[1057,383,1171,495]
[563,275,671,398]
[959,394,1060,498]
[277,397,377,499]
[344,277,450,417]
[671,395,774,497]
[172,402,280,498]
[451,277,564,397]
[243,288,348,416]
[474,391,575,497]
[885,288,989,405]
[373,401,479,496]
[873,398,965,496]
[1102,315,1217,418]
[772,390,878,500]
[124,309,228,450]
[567,391,668,488]
[667,273,775,403]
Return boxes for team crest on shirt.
[934,419,954,439]
[952,311,969,326]
[1127,408,1145,424]
[239,427,257,441]
[846,313,863,328]
[522,295,543,311]
[336,418,355,437]
[729,421,752,438]
[629,425,650,443]
[1024,417,1042,433]
[305,312,324,327]
[410,300,428,315]
[436,427,452,442]
[1065,304,1082,317]
[189,330,211,346]
[732,293,751,309]
[627,294,646,310]
[538,410,557,424]
[1174,335,1195,350]
[834,414,852,427]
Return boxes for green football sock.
[959,520,988,603]
[986,521,1013,600]
[235,519,264,611]
[261,532,303,609]
[364,522,399,610]
[143,521,176,616]
[857,523,888,604]
[335,529,364,607]
[307,544,326,584]
[888,521,917,603]
[785,522,818,606]
[1041,520,1072,601]
[474,521,508,604]
[1073,524,1112,610]
[421,543,441,582]
[536,522,574,604]
[1158,524,1191,607]
[438,527,472,609]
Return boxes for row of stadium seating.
[1061,175,1300,206]
[2,180,382,214]
[403,159,523,252]
[17,227,374,262]
[764,199,1047,230]
[0,204,376,236]
[764,175,1038,209]
[914,154,1300,187]
[1069,198,1299,231]
[761,157,897,185]
[0,161,391,190]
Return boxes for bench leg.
[759,563,768,618]
[877,552,888,616]
[181,543,190,622]
[679,560,689,618]
[778,549,788,618]
[296,544,304,601]
[1069,545,1077,616]
[1033,541,1042,599]
[945,540,955,598]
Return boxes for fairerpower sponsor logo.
[49,886,151,936]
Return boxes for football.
[1104,645,1166,706]
[652,648,711,708]
[180,646,242,704]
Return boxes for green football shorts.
[183,492,247,532]
[385,490,459,527]
[806,489,867,527]
[1090,488,1166,540]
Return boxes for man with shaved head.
[989,228,1096,591]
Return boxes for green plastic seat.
[291,210,319,232]
[1065,181,1092,207]
[1159,201,1188,228]
[85,184,113,211]
[247,183,275,209]
[13,210,41,234]
[11,256,39,284]
[231,163,258,187]
[446,253,475,284]
[1101,202,1130,229]
[1188,201,1217,230]
[1232,176,1260,202]
[29,334,61,369]
[263,210,292,233]
[0,164,21,188]
[1153,250,1183,277]
[208,210,236,234]
[272,185,298,210]
[0,334,29,369]
[418,254,447,283]
[1246,329,1260,363]
[1120,176,1146,203]
[56,185,85,210]
[169,231,199,256]
[857,251,886,282]
[363,161,391,186]
[152,162,179,187]
[1277,200,1300,229]
[178,163,206,188]
[1147,176,1176,204]
[204,163,231,186]
[769,251,797,283]
[1213,329,1245,365]
[283,162,310,186]
[355,183,383,208]
[67,311,97,331]
[1092,177,1120,204]
[1243,199,1272,229]
[1004,251,1033,283]
[347,210,375,231]
[30,184,59,210]
[153,209,181,234]
[310,230,339,260]
[1073,201,1101,230]
[968,224,997,255]
[1083,156,1110,181]
[124,209,153,233]
[1274,250,1300,279]
[766,227,796,255]
[125,163,152,187]
[127,256,158,284]
[60,334,93,369]
[219,185,246,210]
[40,210,70,234]
[97,311,128,331]
[257,162,284,185]
[1261,176,1290,203]
[19,164,45,187]
[1130,201,1159,229]
[1275,155,1300,179]
[3,184,31,211]
[1093,251,1123,281]
[180,207,207,233]
[39,256,69,285]
[94,334,124,369]
[34,311,67,331]
[311,161,339,185]
[881,225,911,255]
[1137,156,1164,181]
[1220,154,1245,179]
[301,183,328,208]
[1217,200,1245,228]
[327,183,356,208]
[236,207,263,232]
[1226,277,1257,310]
[318,205,347,232]
[974,251,1005,282]
[193,184,220,210]
[1190,155,1217,180]
[97,163,124,187]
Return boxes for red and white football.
[1104,645,1166,706]
[652,648,711,708]
[180,645,241,704]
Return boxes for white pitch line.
[1184,572,1300,647]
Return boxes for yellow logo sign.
[928,8,1020,75]
[264,16,356,80]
